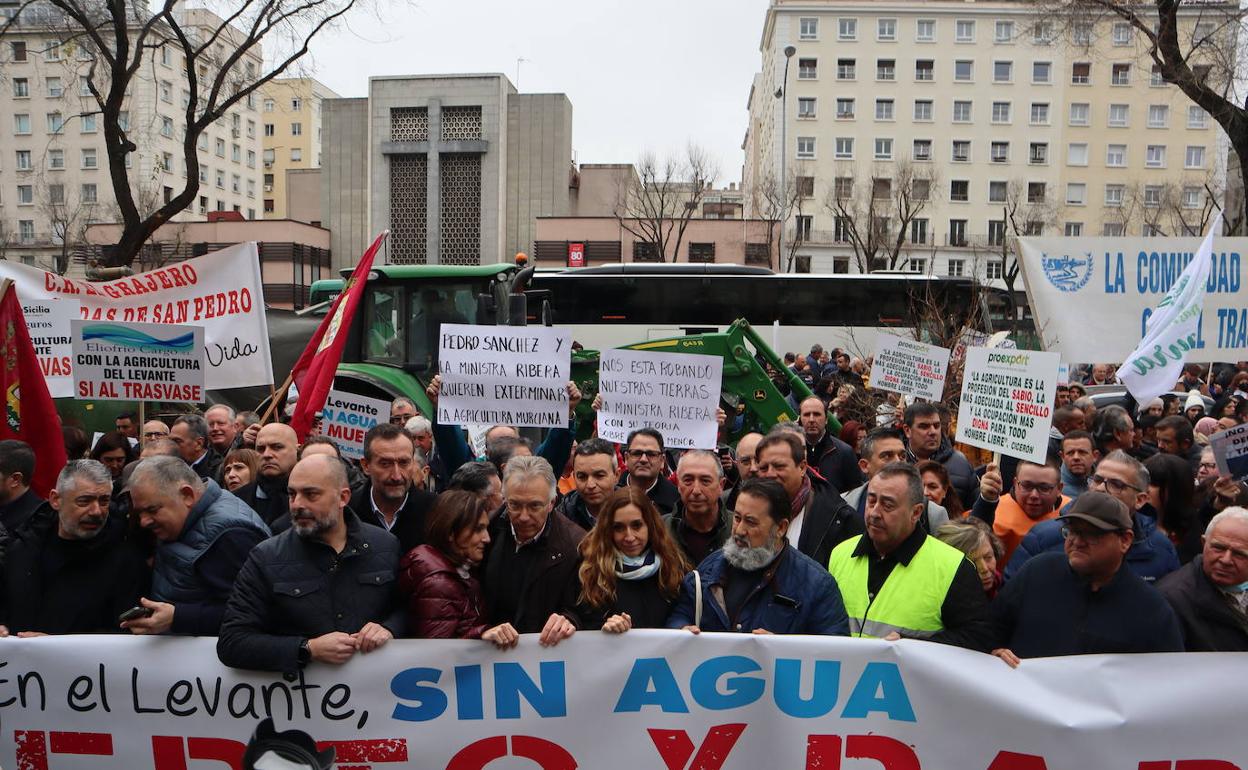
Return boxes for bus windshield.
[363,281,479,371]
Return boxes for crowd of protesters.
[0,350,1245,676]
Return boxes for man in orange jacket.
[970,455,1068,564]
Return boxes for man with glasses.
[990,491,1182,666]
[971,455,1067,564]
[142,420,171,445]
[389,397,418,426]
[482,455,584,646]
[1004,450,1180,583]
[1158,507,1248,650]
[619,428,680,517]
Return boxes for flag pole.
[259,371,295,425]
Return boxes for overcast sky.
[304,0,770,185]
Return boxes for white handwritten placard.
[438,324,572,429]
[873,333,950,402]
[598,348,723,449]
[956,347,1060,464]
[1210,423,1248,481]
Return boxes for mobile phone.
[119,606,154,623]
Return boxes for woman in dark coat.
[576,487,689,632]
[399,490,498,640]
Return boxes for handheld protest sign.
[872,332,950,402]
[1210,423,1248,481]
[21,298,79,398]
[71,320,204,403]
[320,389,390,460]
[955,347,1060,464]
[597,348,723,450]
[437,323,573,429]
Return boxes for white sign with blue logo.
[1018,236,1245,361]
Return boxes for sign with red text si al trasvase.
[0,242,272,390]
[1,634,1246,770]
[71,320,205,403]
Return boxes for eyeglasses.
[143,431,168,439]
[1199,462,1219,471]
[1061,525,1122,542]
[627,449,662,459]
[1088,474,1140,494]
[1016,481,1058,494]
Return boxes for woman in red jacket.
[399,490,498,639]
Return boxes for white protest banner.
[1019,235,1245,361]
[598,348,723,449]
[0,242,272,390]
[20,298,79,398]
[956,347,1060,464]
[2,634,1247,769]
[438,323,572,429]
[872,332,950,401]
[1210,423,1248,481]
[320,389,390,460]
[71,320,204,403]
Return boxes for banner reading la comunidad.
[0,242,273,390]
[1,634,1245,769]
[1018,236,1244,361]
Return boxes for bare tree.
[615,144,719,262]
[37,174,97,275]
[1040,2,1248,225]
[1,0,362,267]
[749,168,804,271]
[823,160,939,273]
[989,178,1064,329]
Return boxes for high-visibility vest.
[827,534,966,639]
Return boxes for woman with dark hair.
[399,490,508,642]
[917,460,964,519]
[90,431,135,480]
[222,448,262,492]
[576,487,690,632]
[1145,453,1200,563]
[838,421,866,456]
[1212,395,1239,422]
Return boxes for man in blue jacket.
[666,478,849,635]
[1005,451,1179,583]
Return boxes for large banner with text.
[1,633,1245,769]
[0,242,272,390]
[1018,236,1245,361]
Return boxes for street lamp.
[777,45,796,271]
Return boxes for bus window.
[406,285,477,371]
[365,286,405,364]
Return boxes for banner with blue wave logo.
[71,320,205,403]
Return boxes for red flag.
[287,231,388,440]
[0,282,68,498]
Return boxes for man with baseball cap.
[990,491,1182,666]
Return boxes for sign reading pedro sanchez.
[71,319,205,403]
[955,347,1060,464]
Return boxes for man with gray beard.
[217,454,405,673]
[666,478,849,635]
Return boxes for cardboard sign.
[872,333,950,401]
[21,298,79,398]
[1210,423,1248,481]
[598,348,723,449]
[0,242,271,389]
[955,347,1061,463]
[71,320,204,403]
[320,389,389,460]
[437,323,572,429]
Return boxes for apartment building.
[743,0,1232,278]
[0,3,264,272]
[259,77,339,220]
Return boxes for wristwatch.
[297,638,312,668]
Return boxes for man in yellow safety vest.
[828,462,993,650]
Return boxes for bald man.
[234,423,300,526]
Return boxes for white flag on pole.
[1116,214,1220,404]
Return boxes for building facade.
[0,3,265,273]
[743,0,1232,278]
[259,77,339,220]
[322,73,573,270]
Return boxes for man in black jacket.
[350,423,434,553]
[557,438,619,530]
[483,455,584,647]
[756,431,863,568]
[665,450,733,567]
[799,396,863,494]
[0,460,147,636]
[0,440,47,533]
[217,454,404,673]
[903,402,978,509]
[172,414,222,481]
[1158,508,1248,651]
[618,429,680,516]
[234,423,300,526]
